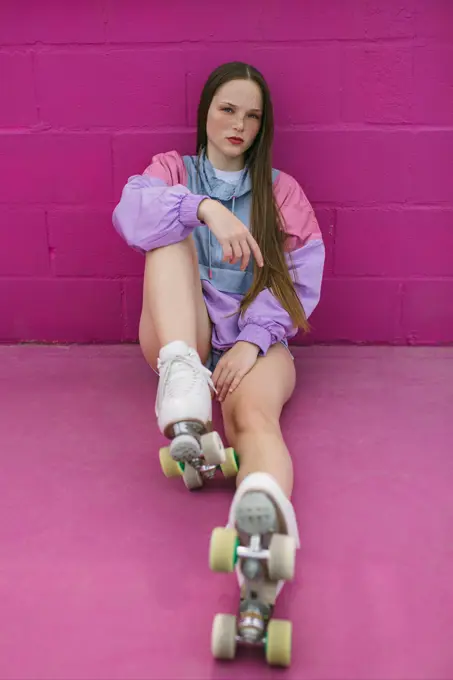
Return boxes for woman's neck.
[206,142,245,172]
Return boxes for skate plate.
[159,421,238,490]
[209,523,296,666]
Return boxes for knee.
[225,399,278,443]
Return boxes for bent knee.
[225,400,279,440]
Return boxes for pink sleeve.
[235,171,325,354]
[273,170,323,252]
[143,150,188,186]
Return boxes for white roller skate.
[156,341,238,490]
[209,472,300,667]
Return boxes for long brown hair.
[196,61,309,332]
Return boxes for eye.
[221,107,233,114]
[249,113,261,120]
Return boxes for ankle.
[159,339,197,354]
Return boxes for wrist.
[197,198,218,223]
[237,340,260,356]
[236,325,272,355]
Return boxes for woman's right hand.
[197,198,264,271]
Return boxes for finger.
[212,359,226,389]
[213,363,228,397]
[246,233,264,267]
[219,370,235,402]
[221,241,233,263]
[239,238,251,270]
[211,362,222,388]
[228,372,244,395]
[214,360,232,401]
[230,240,243,265]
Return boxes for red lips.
[227,137,244,145]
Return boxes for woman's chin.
[222,144,244,158]
[207,140,247,169]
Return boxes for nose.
[233,115,244,133]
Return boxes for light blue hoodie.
[112,149,325,355]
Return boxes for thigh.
[138,237,212,371]
[221,343,296,435]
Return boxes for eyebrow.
[220,101,262,113]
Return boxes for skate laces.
[155,350,215,414]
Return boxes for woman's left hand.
[212,341,260,402]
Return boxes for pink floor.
[1,345,452,680]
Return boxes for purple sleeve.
[112,174,208,252]
[236,239,325,354]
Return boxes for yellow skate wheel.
[268,534,296,581]
[265,619,292,667]
[159,447,183,478]
[211,613,237,660]
[209,527,239,572]
[220,447,239,478]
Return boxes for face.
[206,79,263,170]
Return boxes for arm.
[112,151,208,252]
[236,172,325,354]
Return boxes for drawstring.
[208,230,212,279]
[208,195,236,280]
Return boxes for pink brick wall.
[1,0,452,344]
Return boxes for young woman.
[113,61,324,662]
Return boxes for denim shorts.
[205,347,224,372]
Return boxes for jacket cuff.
[236,324,273,355]
[179,194,208,229]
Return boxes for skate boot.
[156,341,238,490]
[209,472,300,666]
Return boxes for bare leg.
[232,422,294,498]
[138,236,212,371]
[137,236,215,468]
[216,345,299,645]
[221,344,296,498]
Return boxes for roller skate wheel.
[211,613,237,660]
[265,619,292,667]
[182,464,203,490]
[268,534,296,581]
[200,431,225,466]
[209,527,238,572]
[220,447,239,478]
[159,447,183,478]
